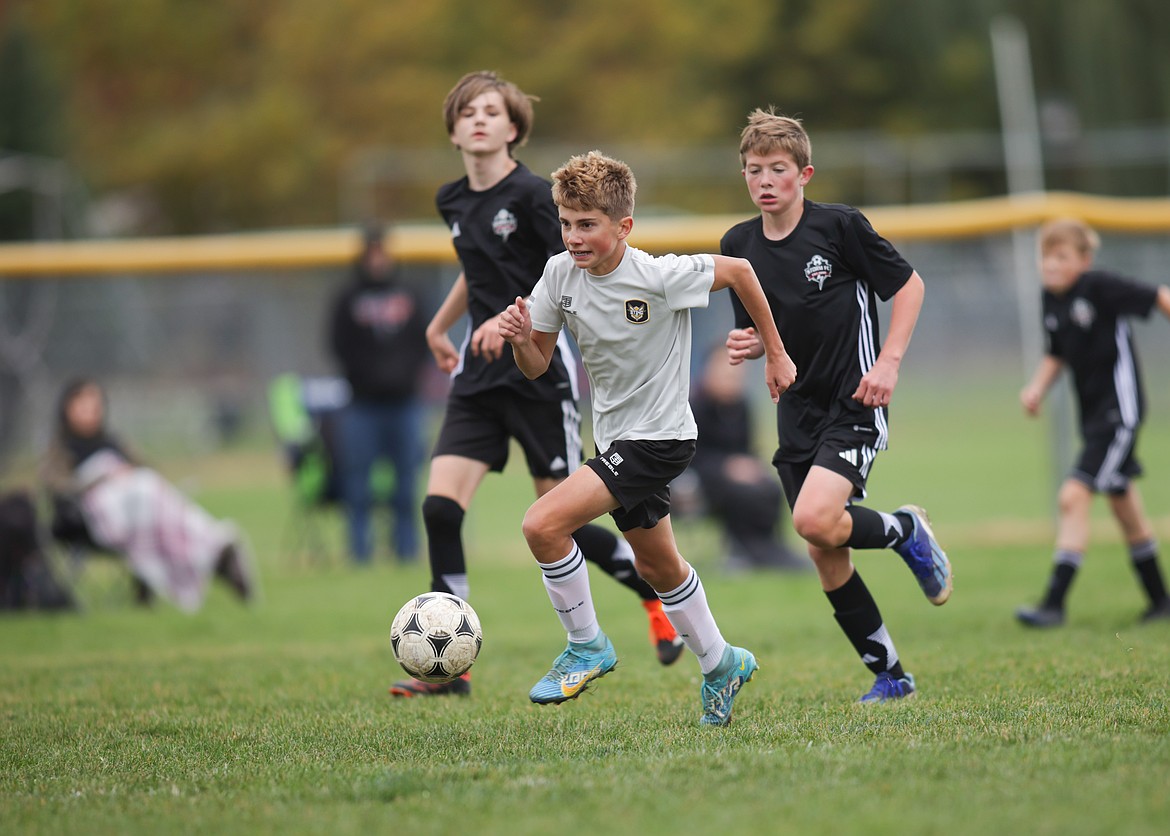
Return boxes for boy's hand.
[852,356,898,409]
[498,296,532,346]
[764,350,797,403]
[471,314,506,361]
[726,327,764,365]
[1020,384,1043,417]
[426,328,460,374]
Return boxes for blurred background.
[2,0,1169,472]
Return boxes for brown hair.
[442,70,536,154]
[1038,218,1101,256]
[551,151,637,220]
[738,107,812,170]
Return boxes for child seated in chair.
[41,378,255,612]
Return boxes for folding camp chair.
[267,374,394,564]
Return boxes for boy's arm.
[426,272,470,373]
[1157,285,1170,320]
[1021,355,1064,417]
[710,255,796,402]
[853,271,923,409]
[498,296,559,379]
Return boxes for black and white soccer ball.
[390,592,483,683]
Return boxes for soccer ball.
[390,592,483,683]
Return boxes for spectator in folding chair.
[40,378,255,612]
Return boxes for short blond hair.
[551,150,636,220]
[739,107,811,170]
[1039,218,1101,257]
[442,70,536,154]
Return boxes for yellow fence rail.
[2,191,1169,278]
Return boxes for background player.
[722,108,952,703]
[499,150,796,725]
[389,72,682,697]
[1016,218,1170,627]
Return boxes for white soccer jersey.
[528,246,714,450]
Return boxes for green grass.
[4,380,1170,835]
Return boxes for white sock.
[539,543,600,644]
[658,566,727,674]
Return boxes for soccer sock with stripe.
[573,523,659,602]
[658,566,727,674]
[826,569,905,678]
[539,543,600,644]
[1041,550,1082,610]
[844,506,911,550]
[422,495,469,601]
[1129,539,1169,605]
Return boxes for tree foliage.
[7,0,1170,234]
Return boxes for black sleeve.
[1093,271,1160,318]
[841,210,914,301]
[720,228,755,331]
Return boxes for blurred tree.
[0,11,64,241]
[12,0,1170,234]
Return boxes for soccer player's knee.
[791,506,833,545]
[520,504,557,550]
[422,495,464,531]
[1057,480,1091,517]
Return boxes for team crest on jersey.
[804,254,832,290]
[625,299,649,324]
[561,296,573,309]
[1070,297,1096,329]
[492,208,518,242]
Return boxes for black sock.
[1130,540,1169,605]
[422,495,466,596]
[826,569,905,678]
[1041,553,1081,610]
[844,506,910,550]
[573,523,657,601]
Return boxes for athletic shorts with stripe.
[585,438,696,532]
[1071,424,1143,495]
[431,390,584,479]
[773,422,880,510]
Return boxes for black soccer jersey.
[1043,269,1158,434]
[436,162,575,399]
[721,200,913,461]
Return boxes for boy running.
[389,72,683,698]
[721,109,952,703]
[499,150,796,726]
[1016,218,1170,627]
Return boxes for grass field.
[3,382,1170,835]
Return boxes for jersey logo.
[491,208,518,242]
[804,254,832,290]
[625,299,649,324]
[450,221,461,239]
[1071,297,1096,329]
[561,295,573,309]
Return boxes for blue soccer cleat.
[893,504,952,605]
[858,671,916,704]
[700,645,759,727]
[529,633,618,704]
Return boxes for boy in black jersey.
[1016,218,1170,628]
[721,108,952,704]
[389,71,683,697]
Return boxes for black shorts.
[773,424,879,510]
[585,438,696,531]
[1071,425,1143,495]
[432,390,582,479]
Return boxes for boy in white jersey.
[498,151,797,726]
